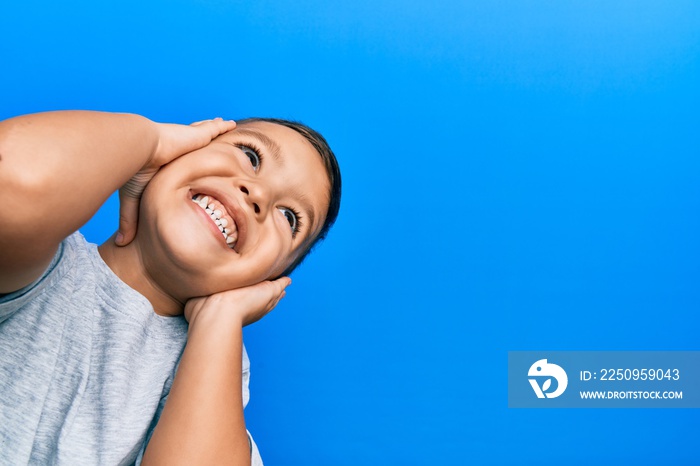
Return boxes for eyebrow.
[234,128,282,163]
[297,192,316,240]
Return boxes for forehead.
[235,120,331,240]
[236,121,317,164]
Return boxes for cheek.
[248,230,294,279]
[158,148,240,182]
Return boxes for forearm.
[141,280,289,464]
[0,111,158,289]
[142,315,251,466]
[0,111,158,239]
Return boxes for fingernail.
[115,232,124,245]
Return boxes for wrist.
[146,120,168,170]
[186,297,245,337]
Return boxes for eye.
[237,144,261,171]
[278,207,301,236]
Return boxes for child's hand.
[184,277,292,330]
[115,117,237,246]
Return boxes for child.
[0,111,341,465]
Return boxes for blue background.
[2,1,698,464]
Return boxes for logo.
[528,359,568,398]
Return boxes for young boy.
[0,111,341,465]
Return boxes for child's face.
[138,121,330,298]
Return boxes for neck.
[98,234,184,317]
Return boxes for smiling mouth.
[191,194,238,249]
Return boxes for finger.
[189,117,221,127]
[250,289,286,326]
[246,279,288,312]
[200,118,236,138]
[270,290,287,309]
[267,281,289,309]
[191,118,236,130]
[272,276,292,290]
[215,119,237,135]
[261,277,290,302]
[115,191,140,246]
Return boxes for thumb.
[115,190,140,246]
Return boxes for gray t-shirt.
[0,232,263,465]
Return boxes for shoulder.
[0,232,100,319]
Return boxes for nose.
[239,182,270,217]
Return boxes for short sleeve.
[133,390,168,466]
[242,344,265,465]
[0,241,64,324]
[248,430,264,466]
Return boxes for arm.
[141,278,290,466]
[0,111,235,292]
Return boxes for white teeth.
[192,193,238,250]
